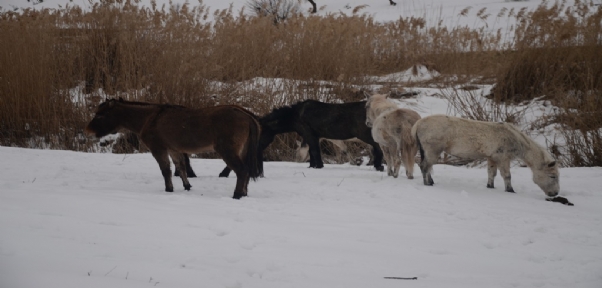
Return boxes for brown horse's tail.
[246,116,263,180]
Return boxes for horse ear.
[548,161,556,168]
[363,91,371,100]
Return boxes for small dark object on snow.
[384,277,418,280]
[546,196,574,206]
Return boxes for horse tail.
[411,122,424,163]
[404,120,417,148]
[246,115,263,180]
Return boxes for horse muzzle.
[84,125,97,137]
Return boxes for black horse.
[219,100,384,177]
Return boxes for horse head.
[364,92,392,127]
[85,98,123,138]
[532,160,560,197]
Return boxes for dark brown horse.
[85,98,263,199]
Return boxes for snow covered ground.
[1,146,601,288]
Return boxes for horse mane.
[98,98,185,111]
[262,101,304,123]
[367,94,398,116]
[502,122,554,163]
[117,98,185,108]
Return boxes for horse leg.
[243,173,251,195]
[218,148,248,199]
[381,146,392,176]
[170,151,191,191]
[387,146,398,177]
[487,158,497,189]
[219,167,232,178]
[184,154,197,178]
[498,160,515,193]
[231,168,249,199]
[174,153,197,178]
[419,148,437,186]
[305,134,324,168]
[372,143,385,171]
[393,146,402,179]
[403,143,416,179]
[150,149,174,192]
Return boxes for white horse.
[365,93,421,179]
[411,115,560,197]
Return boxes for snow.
[376,65,441,83]
[1,147,602,288]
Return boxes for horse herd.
[85,94,562,202]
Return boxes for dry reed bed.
[0,0,600,166]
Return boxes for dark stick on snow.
[384,277,418,280]
[546,196,574,206]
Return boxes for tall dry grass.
[490,0,602,166]
[1,0,600,165]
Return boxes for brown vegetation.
[0,0,600,166]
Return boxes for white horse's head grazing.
[532,160,560,197]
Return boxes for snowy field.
[1,146,602,288]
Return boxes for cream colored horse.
[411,115,560,197]
[365,93,421,179]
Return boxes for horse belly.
[446,140,494,161]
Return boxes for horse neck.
[370,101,397,117]
[516,132,550,168]
[115,104,160,134]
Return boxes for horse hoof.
[487,184,494,189]
[407,175,414,179]
[375,166,384,172]
[218,173,229,178]
[184,185,192,191]
[165,188,174,192]
[506,189,516,193]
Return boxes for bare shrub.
[443,88,527,124]
[246,0,300,24]
[494,1,602,102]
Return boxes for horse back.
[143,105,258,154]
[298,100,370,139]
[415,115,526,159]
